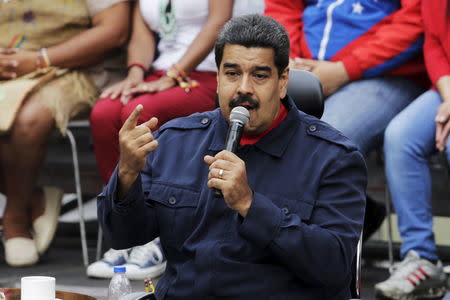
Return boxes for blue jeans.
[321,77,423,155]
[384,90,450,261]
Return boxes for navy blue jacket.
[98,97,367,299]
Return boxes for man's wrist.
[238,206,250,218]
[118,165,139,183]
[237,190,254,217]
[118,165,139,199]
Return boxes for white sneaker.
[86,248,129,279]
[443,265,450,274]
[374,250,447,300]
[124,238,167,280]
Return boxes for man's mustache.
[229,96,260,109]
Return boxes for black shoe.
[362,195,386,242]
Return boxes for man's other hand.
[204,151,253,217]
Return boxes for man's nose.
[237,74,254,95]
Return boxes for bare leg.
[0,92,54,240]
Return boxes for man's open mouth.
[238,102,256,110]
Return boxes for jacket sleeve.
[97,165,159,250]
[264,0,304,58]
[340,0,423,80]
[422,2,450,88]
[238,149,367,288]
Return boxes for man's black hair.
[214,14,290,77]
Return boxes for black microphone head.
[230,106,250,125]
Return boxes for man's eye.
[254,73,268,79]
[225,71,239,77]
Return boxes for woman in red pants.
[90,0,234,184]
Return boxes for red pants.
[90,70,217,184]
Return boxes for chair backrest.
[287,69,324,119]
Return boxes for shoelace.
[127,242,164,266]
[391,255,417,276]
[391,258,423,279]
[103,248,129,264]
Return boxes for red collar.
[240,103,288,145]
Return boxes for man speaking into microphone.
[98,14,367,299]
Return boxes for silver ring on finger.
[218,169,224,179]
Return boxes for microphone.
[214,106,250,197]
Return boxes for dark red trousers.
[90,70,217,184]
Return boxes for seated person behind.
[375,0,450,299]
[98,14,367,299]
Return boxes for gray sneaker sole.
[375,285,447,300]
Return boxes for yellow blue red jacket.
[265,0,425,81]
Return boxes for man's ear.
[279,67,289,99]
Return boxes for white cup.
[21,276,55,300]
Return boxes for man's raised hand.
[118,104,158,194]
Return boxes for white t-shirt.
[140,0,216,72]
[233,0,265,16]
[140,0,262,73]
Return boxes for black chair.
[287,69,324,119]
[287,69,362,299]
